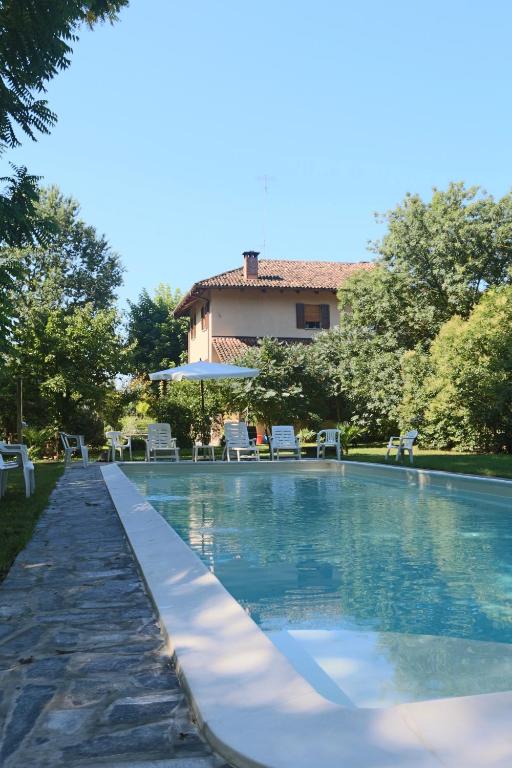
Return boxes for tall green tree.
[0,186,125,439]
[328,183,512,438]
[338,265,439,351]
[372,182,512,322]
[127,285,188,375]
[17,186,123,311]
[403,286,512,452]
[313,327,403,438]
[225,338,332,432]
[0,0,128,333]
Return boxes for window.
[190,310,196,339]
[296,303,330,330]
[304,304,321,329]
[200,301,209,331]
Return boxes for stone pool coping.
[101,461,512,768]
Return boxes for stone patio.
[0,465,231,768]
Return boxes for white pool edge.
[101,462,512,768]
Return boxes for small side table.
[193,444,216,462]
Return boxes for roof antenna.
[256,174,274,256]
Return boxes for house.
[174,251,373,363]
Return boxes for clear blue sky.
[10,0,512,305]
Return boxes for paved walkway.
[0,465,230,768]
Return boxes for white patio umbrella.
[149,361,260,444]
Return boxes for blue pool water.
[125,465,512,705]
[124,464,512,644]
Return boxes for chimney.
[243,250,259,281]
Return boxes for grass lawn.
[128,443,512,479]
[342,446,512,480]
[0,461,64,581]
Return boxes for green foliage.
[16,303,125,438]
[23,425,57,459]
[148,379,225,448]
[225,338,331,432]
[338,265,439,350]
[373,182,512,322]
[337,422,361,454]
[0,0,127,151]
[313,327,403,439]
[0,187,125,440]
[0,461,64,581]
[0,166,45,342]
[326,183,512,447]
[297,427,316,443]
[399,348,432,433]
[0,0,127,247]
[413,286,512,452]
[127,284,188,374]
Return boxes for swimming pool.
[122,461,512,707]
[105,461,512,767]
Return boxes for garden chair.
[385,429,418,464]
[270,426,301,461]
[223,422,260,462]
[0,442,35,498]
[316,428,342,460]
[105,430,132,462]
[146,423,180,462]
[60,432,89,468]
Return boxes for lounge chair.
[60,432,89,467]
[316,429,342,460]
[385,429,418,464]
[0,442,35,498]
[146,423,180,462]
[223,422,260,462]
[105,430,132,462]
[270,426,301,461]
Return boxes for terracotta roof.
[212,336,313,363]
[175,259,373,316]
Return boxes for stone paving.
[0,465,231,768]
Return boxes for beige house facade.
[174,252,373,363]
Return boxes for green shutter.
[320,304,330,329]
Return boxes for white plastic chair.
[223,422,260,462]
[385,429,418,464]
[316,429,342,460]
[105,430,132,462]
[270,426,301,461]
[146,423,180,462]
[0,453,18,499]
[0,442,35,498]
[60,432,89,467]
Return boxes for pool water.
[124,464,512,705]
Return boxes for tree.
[30,303,125,430]
[330,183,512,441]
[16,186,123,311]
[127,285,188,375]
[0,186,125,440]
[337,265,439,351]
[0,0,128,240]
[0,1,127,154]
[313,327,404,438]
[372,182,512,322]
[225,338,332,432]
[0,0,128,339]
[404,286,512,452]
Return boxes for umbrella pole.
[200,379,207,445]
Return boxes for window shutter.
[296,303,305,329]
[320,304,330,329]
